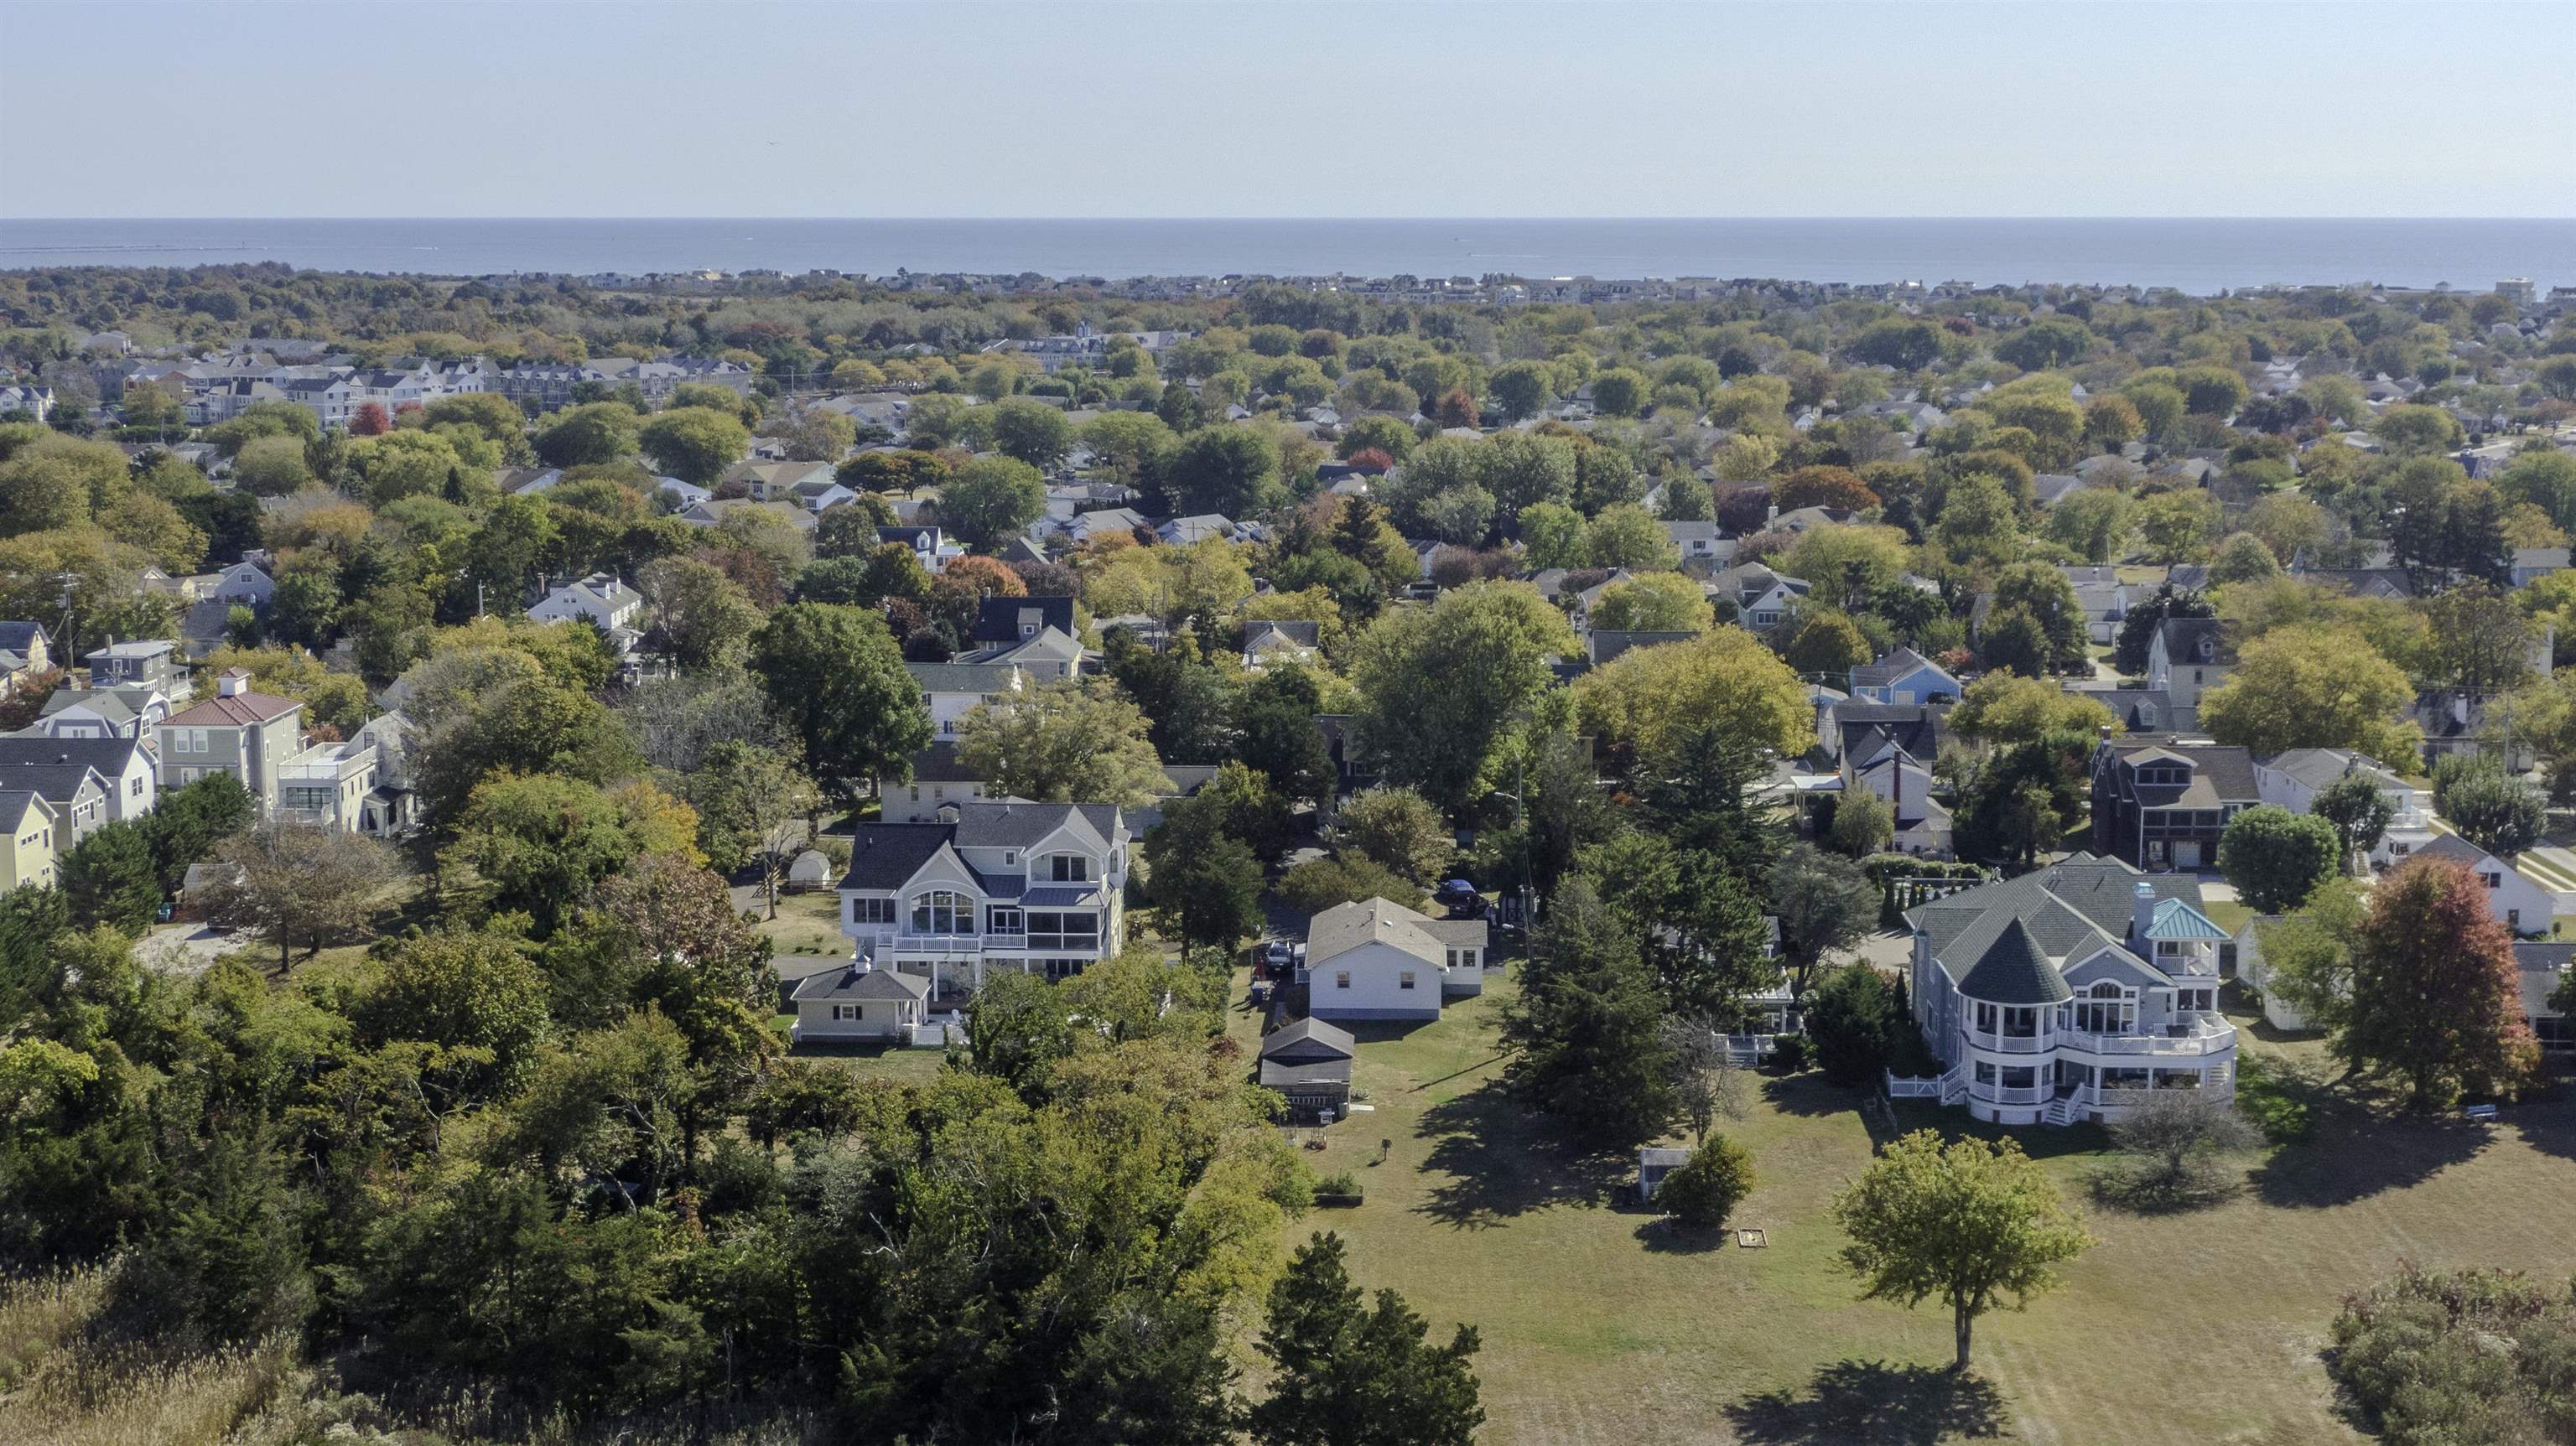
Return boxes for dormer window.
[1050,855,1091,883]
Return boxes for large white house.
[830,801,1132,1013]
[2416,832,2555,937]
[528,573,642,631]
[1896,854,2237,1126]
[2251,748,2437,868]
[1299,896,1488,1024]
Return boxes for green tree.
[954,676,1167,806]
[1833,1129,2093,1371]
[636,555,762,669]
[2215,805,2342,914]
[1250,1232,1484,1446]
[1590,367,1649,418]
[1500,878,1677,1143]
[747,603,931,799]
[2199,626,2418,762]
[1768,842,1877,997]
[147,772,256,891]
[441,775,689,933]
[60,820,161,935]
[987,396,1074,468]
[1164,425,1281,516]
[1332,786,1452,888]
[2312,771,2396,873]
[1517,500,1586,570]
[2441,769,2547,857]
[1803,962,1903,1086]
[1145,800,1265,953]
[534,402,641,469]
[1348,583,1576,810]
[356,928,553,1098]
[689,741,819,917]
[1582,503,1680,570]
[939,454,1047,551]
[1591,572,1711,633]
[1829,791,1895,857]
[1654,1135,1756,1231]
[638,406,750,486]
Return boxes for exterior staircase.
[2042,1093,2079,1127]
[1937,1066,1967,1106]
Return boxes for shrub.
[1768,1034,1809,1073]
[1803,963,1898,1086]
[2329,1263,2576,1446]
[1656,1136,1756,1231]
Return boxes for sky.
[2,0,2571,220]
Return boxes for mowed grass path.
[1236,974,2576,1446]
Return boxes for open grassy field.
[751,885,848,957]
[1238,972,2576,1446]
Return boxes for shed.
[1638,1147,1692,1203]
[785,848,834,892]
[1259,1016,1356,1123]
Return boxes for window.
[1049,855,1092,883]
[2481,871,2503,889]
[910,890,972,935]
[988,907,1023,935]
[1974,1001,1998,1034]
[1974,1060,1997,1085]
[1004,851,1017,866]
[2070,982,2133,1034]
[852,896,896,925]
[1335,971,1351,990]
[1399,971,1416,990]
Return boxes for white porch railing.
[1964,1029,2051,1054]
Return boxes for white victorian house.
[1895,853,2236,1126]
[827,801,1131,1017]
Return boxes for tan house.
[0,790,60,891]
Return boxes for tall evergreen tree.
[1251,1231,1483,1446]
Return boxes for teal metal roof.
[2143,898,2229,941]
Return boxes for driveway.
[138,924,242,977]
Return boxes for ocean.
[1,217,2570,296]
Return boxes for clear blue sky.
[3,0,2569,219]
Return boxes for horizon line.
[6,214,2575,225]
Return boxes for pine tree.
[1500,878,1678,1143]
[1251,1231,1483,1446]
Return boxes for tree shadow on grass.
[2512,1092,2576,1165]
[1411,1082,1632,1230]
[1724,1359,2009,1445]
[1633,1215,1736,1253]
[1761,1072,1872,1117]
[2247,1085,2489,1208]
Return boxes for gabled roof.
[0,735,143,777]
[1262,1016,1357,1060]
[1307,895,1483,967]
[838,826,961,890]
[1850,647,1952,688]
[2418,832,2502,868]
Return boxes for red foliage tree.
[2347,855,2542,1110]
[1773,464,1881,513]
[1346,448,1394,474]
[1434,387,1478,429]
[1716,485,1774,536]
[348,401,392,436]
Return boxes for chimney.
[2132,880,2157,941]
[216,668,248,698]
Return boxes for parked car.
[1262,940,1294,972]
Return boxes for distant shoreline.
[4,216,2572,294]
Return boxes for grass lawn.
[751,887,847,957]
[2199,898,2254,935]
[1244,971,2576,1445]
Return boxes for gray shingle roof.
[1957,918,2076,1006]
[839,826,957,889]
